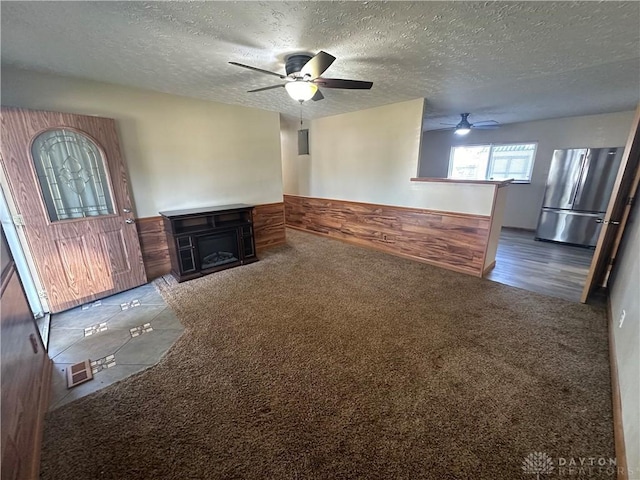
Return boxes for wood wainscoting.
[136,202,286,280]
[136,217,172,281]
[251,202,287,250]
[284,194,492,277]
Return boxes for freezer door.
[573,147,624,212]
[535,209,603,247]
[542,149,587,209]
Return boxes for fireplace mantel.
[160,204,257,282]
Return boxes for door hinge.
[37,289,48,299]
[12,214,25,227]
[608,257,616,267]
[628,196,635,206]
[29,334,39,354]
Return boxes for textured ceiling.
[2,1,639,129]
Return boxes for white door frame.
[0,168,48,315]
[581,103,640,302]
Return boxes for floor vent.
[66,360,94,389]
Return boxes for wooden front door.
[581,104,640,303]
[1,107,147,313]
[1,227,51,480]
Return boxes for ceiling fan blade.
[300,51,336,79]
[313,78,373,89]
[439,123,457,126]
[247,84,285,93]
[472,120,499,126]
[429,127,455,132]
[473,124,501,130]
[229,61,286,79]
[311,89,324,101]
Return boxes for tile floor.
[48,283,183,410]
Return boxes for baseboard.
[31,356,52,480]
[607,299,628,480]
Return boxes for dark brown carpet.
[40,229,614,479]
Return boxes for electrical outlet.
[619,309,626,328]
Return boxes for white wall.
[282,98,496,216]
[280,114,311,197]
[1,68,284,218]
[609,199,640,477]
[420,111,635,228]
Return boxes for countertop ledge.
[410,177,513,187]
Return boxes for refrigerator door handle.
[573,151,591,206]
[570,152,587,206]
[541,208,602,217]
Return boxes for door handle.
[596,219,620,225]
[125,218,134,224]
[123,208,132,213]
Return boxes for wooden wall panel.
[284,194,491,276]
[253,202,286,250]
[136,217,171,280]
[136,202,286,280]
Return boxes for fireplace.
[197,232,239,270]
[160,204,257,282]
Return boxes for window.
[448,143,537,183]
[31,129,115,222]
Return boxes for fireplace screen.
[197,231,239,270]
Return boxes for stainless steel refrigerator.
[535,147,624,247]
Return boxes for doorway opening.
[486,228,595,303]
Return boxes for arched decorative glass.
[31,129,115,222]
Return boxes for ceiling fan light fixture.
[284,81,318,102]
[454,127,471,135]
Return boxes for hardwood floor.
[486,228,595,302]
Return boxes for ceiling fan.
[437,113,500,135]
[229,51,373,102]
